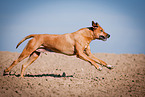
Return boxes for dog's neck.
[76,28,95,42]
[80,27,96,40]
[86,27,96,40]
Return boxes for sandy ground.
[0,51,145,97]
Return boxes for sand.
[0,51,145,97]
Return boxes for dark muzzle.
[99,34,110,41]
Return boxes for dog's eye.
[100,30,103,32]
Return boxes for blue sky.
[0,0,145,54]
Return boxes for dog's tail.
[16,34,37,49]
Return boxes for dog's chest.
[84,41,90,49]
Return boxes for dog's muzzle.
[99,34,110,41]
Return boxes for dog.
[4,21,113,77]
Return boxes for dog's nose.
[107,34,110,38]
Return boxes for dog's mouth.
[99,34,110,41]
[99,35,107,41]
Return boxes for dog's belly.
[36,47,54,53]
[36,46,75,55]
[37,34,75,55]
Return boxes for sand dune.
[0,51,145,97]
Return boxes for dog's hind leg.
[4,38,41,75]
[20,51,40,77]
[4,50,31,74]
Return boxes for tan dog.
[4,21,113,77]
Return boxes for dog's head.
[91,21,110,41]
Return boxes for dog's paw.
[3,69,9,76]
[97,67,102,71]
[106,65,114,69]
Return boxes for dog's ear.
[92,21,98,28]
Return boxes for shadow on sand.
[3,72,73,78]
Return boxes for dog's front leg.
[85,45,114,69]
[75,43,102,70]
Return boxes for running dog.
[4,21,113,77]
